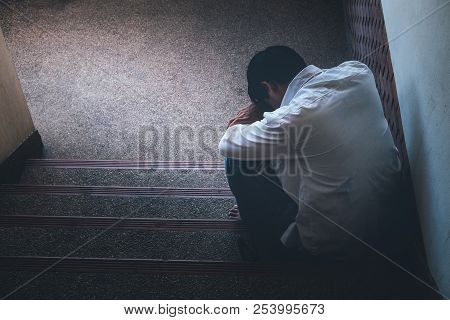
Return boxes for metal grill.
[345,0,409,170]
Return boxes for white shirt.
[219,61,402,256]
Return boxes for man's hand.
[227,103,265,128]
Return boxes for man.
[219,46,403,261]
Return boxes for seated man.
[219,46,404,261]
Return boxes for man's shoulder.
[335,61,371,74]
[300,61,376,101]
[317,61,373,83]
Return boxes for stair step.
[0,227,241,260]
[0,270,348,299]
[19,166,228,188]
[25,159,225,170]
[2,163,438,299]
[0,194,235,219]
[0,184,233,198]
[0,215,245,231]
[0,256,302,275]
[1,257,438,299]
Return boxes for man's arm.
[219,108,290,161]
[227,103,265,128]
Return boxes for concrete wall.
[381,0,450,296]
[0,26,35,163]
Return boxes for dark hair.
[247,46,306,104]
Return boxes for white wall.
[381,0,450,297]
[0,26,35,162]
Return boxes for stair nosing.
[25,159,225,170]
[0,184,234,198]
[0,256,313,275]
[0,215,245,231]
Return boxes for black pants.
[225,158,299,261]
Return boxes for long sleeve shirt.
[219,61,402,255]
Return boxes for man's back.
[277,61,402,255]
[220,61,402,256]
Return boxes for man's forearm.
[227,103,265,128]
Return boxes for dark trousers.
[225,158,299,261]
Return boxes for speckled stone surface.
[0,0,350,160]
[19,166,228,187]
[0,271,337,299]
[0,261,440,299]
[0,194,235,218]
[0,227,242,260]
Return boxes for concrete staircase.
[0,159,440,299]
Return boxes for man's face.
[261,81,289,110]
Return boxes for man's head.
[247,46,306,110]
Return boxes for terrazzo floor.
[0,0,349,160]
